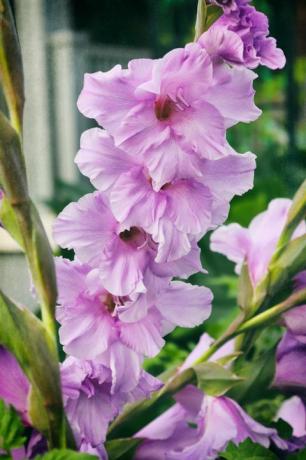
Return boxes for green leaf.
[0,399,26,451]
[105,438,141,460]
[194,1,222,40]
[237,262,254,314]
[34,449,98,460]
[268,234,306,297]
[254,234,306,309]
[274,179,306,250]
[0,291,65,447]
[229,348,276,404]
[287,448,306,459]
[269,418,292,440]
[0,0,24,125]
[0,195,24,247]
[193,361,243,396]
[205,4,222,29]
[216,352,242,367]
[220,438,278,460]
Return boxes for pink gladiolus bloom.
[61,357,161,452]
[210,198,306,288]
[135,332,286,459]
[56,257,212,371]
[75,129,256,262]
[77,42,260,187]
[53,192,203,296]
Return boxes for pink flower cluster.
[50,2,286,453]
[51,19,269,451]
[0,1,287,458]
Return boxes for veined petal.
[75,128,137,191]
[165,180,213,235]
[53,192,117,267]
[155,281,212,328]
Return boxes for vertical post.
[14,0,54,203]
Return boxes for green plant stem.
[272,179,306,257]
[0,0,24,136]
[0,38,21,134]
[194,287,306,365]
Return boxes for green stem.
[194,0,207,41]
[0,39,21,135]
[194,288,306,365]
[237,287,306,334]
[0,0,24,136]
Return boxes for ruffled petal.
[75,128,137,191]
[53,192,117,266]
[155,281,212,328]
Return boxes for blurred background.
[0,0,305,371]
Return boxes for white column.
[15,0,54,203]
[49,31,89,184]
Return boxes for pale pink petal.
[110,167,167,232]
[99,235,149,296]
[120,310,164,357]
[210,223,250,273]
[205,66,261,128]
[153,240,203,278]
[77,65,137,132]
[109,343,141,393]
[154,218,192,263]
[200,151,256,226]
[155,281,212,328]
[198,26,244,64]
[172,99,227,160]
[165,180,213,234]
[277,396,306,438]
[58,300,114,360]
[259,37,286,70]
[55,257,90,306]
[144,135,202,188]
[75,128,137,191]
[53,192,117,266]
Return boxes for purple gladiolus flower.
[61,357,161,453]
[135,385,285,459]
[56,257,212,372]
[135,332,286,458]
[282,272,306,343]
[77,42,260,187]
[274,332,306,395]
[53,192,203,296]
[208,0,251,15]
[0,346,30,423]
[0,347,47,458]
[210,198,306,288]
[210,0,286,69]
[75,129,256,262]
